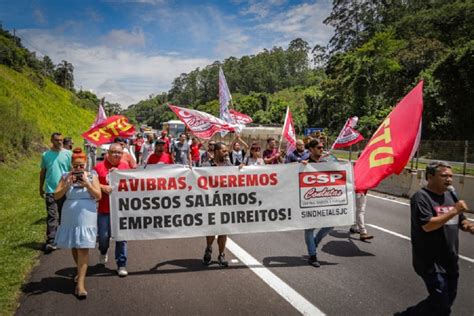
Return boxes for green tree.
[54,60,74,90]
[41,55,55,79]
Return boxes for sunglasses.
[251,147,261,151]
[109,151,123,155]
[316,146,324,149]
[53,138,64,142]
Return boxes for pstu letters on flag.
[82,115,135,146]
[354,81,423,192]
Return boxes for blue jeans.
[304,227,333,256]
[400,272,458,316]
[97,213,127,268]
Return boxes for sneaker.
[202,246,212,265]
[117,267,128,277]
[349,227,360,234]
[44,244,57,253]
[217,253,229,267]
[360,233,374,241]
[99,253,108,265]
[308,255,321,268]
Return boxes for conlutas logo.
[304,187,343,200]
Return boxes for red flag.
[331,116,364,149]
[281,107,297,155]
[354,81,423,192]
[168,104,235,139]
[82,115,135,146]
[229,109,253,125]
[90,97,108,129]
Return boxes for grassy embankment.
[0,65,94,315]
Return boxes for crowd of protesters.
[39,129,473,308]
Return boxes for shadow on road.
[55,265,117,279]
[322,240,374,257]
[21,277,73,296]
[329,230,351,239]
[262,256,338,267]
[141,259,262,275]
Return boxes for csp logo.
[298,171,348,208]
[299,171,346,187]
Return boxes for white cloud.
[33,9,46,25]
[18,29,212,107]
[257,1,333,47]
[102,28,146,48]
[239,0,287,18]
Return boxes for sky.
[0,0,334,107]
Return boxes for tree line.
[126,0,473,140]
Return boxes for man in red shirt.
[114,137,137,169]
[134,134,144,163]
[147,139,173,165]
[94,143,130,277]
[160,130,171,154]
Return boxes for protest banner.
[109,162,355,241]
[82,115,135,146]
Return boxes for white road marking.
[367,193,409,206]
[227,238,324,316]
[367,193,474,222]
[367,224,474,263]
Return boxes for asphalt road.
[15,193,474,315]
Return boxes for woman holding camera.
[54,147,101,299]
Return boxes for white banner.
[109,162,355,241]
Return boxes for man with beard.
[285,139,309,163]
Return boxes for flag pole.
[278,107,289,152]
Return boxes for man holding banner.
[302,139,333,268]
[94,143,130,277]
[202,142,233,267]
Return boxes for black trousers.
[401,271,458,316]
